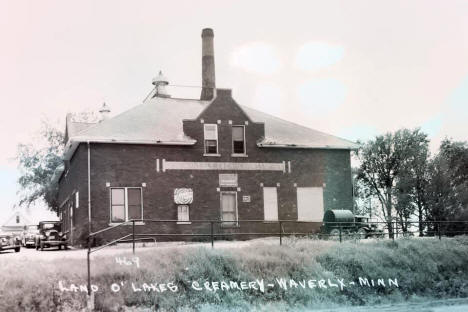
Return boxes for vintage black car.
[0,231,21,253]
[21,225,39,248]
[36,221,68,250]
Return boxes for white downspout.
[87,141,91,235]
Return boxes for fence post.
[210,221,214,249]
[339,226,342,243]
[279,221,282,246]
[438,222,441,240]
[132,220,135,255]
[87,236,91,296]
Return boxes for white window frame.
[177,205,191,224]
[231,125,247,156]
[203,124,219,156]
[109,187,144,225]
[219,191,238,227]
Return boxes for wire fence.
[84,219,468,295]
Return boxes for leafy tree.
[394,130,430,235]
[16,120,64,214]
[425,139,468,234]
[356,128,429,238]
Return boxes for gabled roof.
[2,210,31,228]
[63,90,357,160]
[72,97,210,144]
[242,105,358,149]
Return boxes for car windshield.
[27,226,39,233]
[42,223,57,230]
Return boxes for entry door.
[220,192,237,226]
[263,187,278,221]
[297,187,324,221]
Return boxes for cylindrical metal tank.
[323,209,355,223]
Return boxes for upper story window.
[110,187,143,223]
[232,125,246,154]
[204,124,218,155]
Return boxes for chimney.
[200,28,216,100]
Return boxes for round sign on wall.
[174,188,193,204]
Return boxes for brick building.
[56,29,357,246]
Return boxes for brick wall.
[58,90,354,245]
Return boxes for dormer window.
[232,125,246,155]
[204,124,218,155]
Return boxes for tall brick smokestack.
[200,28,216,100]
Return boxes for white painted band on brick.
[282,161,286,173]
[156,159,160,172]
[288,161,291,173]
[164,161,286,171]
[162,159,166,172]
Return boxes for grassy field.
[1,237,467,311]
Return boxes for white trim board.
[163,161,286,172]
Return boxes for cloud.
[230,42,281,75]
[295,42,344,71]
[297,78,346,115]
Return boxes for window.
[232,125,245,154]
[110,187,143,223]
[263,187,278,221]
[177,205,190,223]
[220,192,237,226]
[204,124,218,154]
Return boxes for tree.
[425,139,468,234]
[394,130,430,235]
[16,120,64,214]
[356,128,429,238]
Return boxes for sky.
[0,0,467,223]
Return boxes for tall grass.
[0,237,467,311]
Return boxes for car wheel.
[58,245,62,250]
[14,247,20,253]
[357,228,368,239]
[64,245,68,250]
